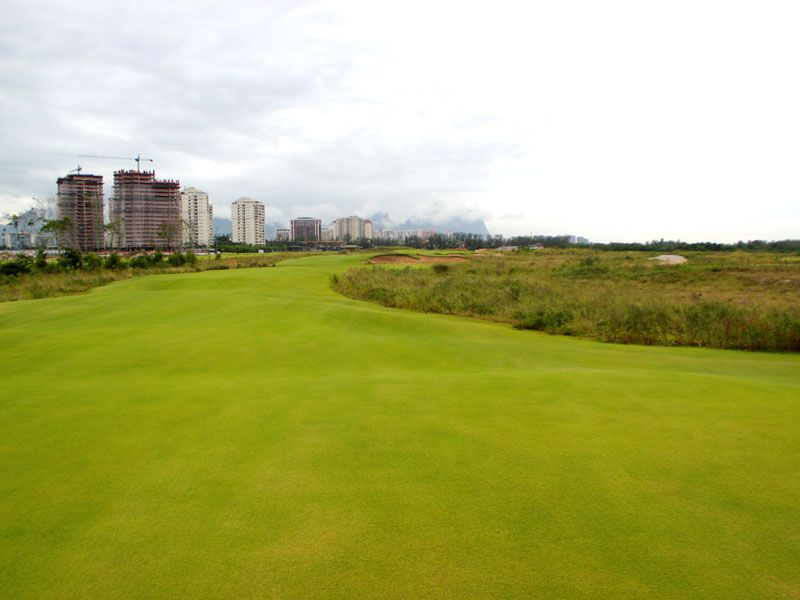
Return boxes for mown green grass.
[1,254,799,598]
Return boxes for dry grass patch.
[369,253,469,264]
[337,249,800,351]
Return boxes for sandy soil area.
[369,254,469,264]
[651,254,688,265]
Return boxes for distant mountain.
[4,207,49,233]
[369,212,490,236]
[213,217,231,235]
[267,222,286,240]
[398,217,490,236]
[369,211,395,231]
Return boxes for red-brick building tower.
[109,170,181,250]
[56,173,105,251]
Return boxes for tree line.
[0,248,202,278]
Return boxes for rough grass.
[0,252,297,302]
[1,254,799,598]
[333,250,800,351]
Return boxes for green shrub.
[34,248,47,270]
[167,252,186,266]
[514,308,573,331]
[129,255,153,269]
[558,255,610,278]
[83,253,103,270]
[368,287,395,304]
[58,249,83,270]
[104,253,125,270]
[0,257,33,277]
[467,301,495,315]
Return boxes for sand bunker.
[369,254,469,264]
[651,254,688,265]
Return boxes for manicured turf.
[1,254,798,598]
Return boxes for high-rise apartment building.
[231,198,266,245]
[276,228,290,241]
[108,170,181,249]
[181,187,214,247]
[290,217,321,241]
[56,173,104,250]
[333,215,373,241]
[383,228,436,242]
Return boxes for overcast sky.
[1,0,798,241]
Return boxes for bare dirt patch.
[651,254,688,265]
[369,254,469,264]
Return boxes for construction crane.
[78,154,154,171]
[69,164,82,174]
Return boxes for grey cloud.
[0,0,508,228]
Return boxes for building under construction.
[109,170,181,250]
[56,173,105,251]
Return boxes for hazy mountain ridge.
[398,217,490,236]
[371,212,490,236]
[213,217,231,235]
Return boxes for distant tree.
[157,222,180,251]
[34,247,47,270]
[34,196,57,222]
[41,217,72,249]
[105,218,123,249]
[181,218,195,251]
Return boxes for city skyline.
[4,165,504,248]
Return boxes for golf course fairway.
[1,253,799,599]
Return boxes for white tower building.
[333,215,373,241]
[180,187,214,247]
[231,197,266,245]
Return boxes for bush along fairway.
[1,253,799,598]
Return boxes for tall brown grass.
[332,250,800,351]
